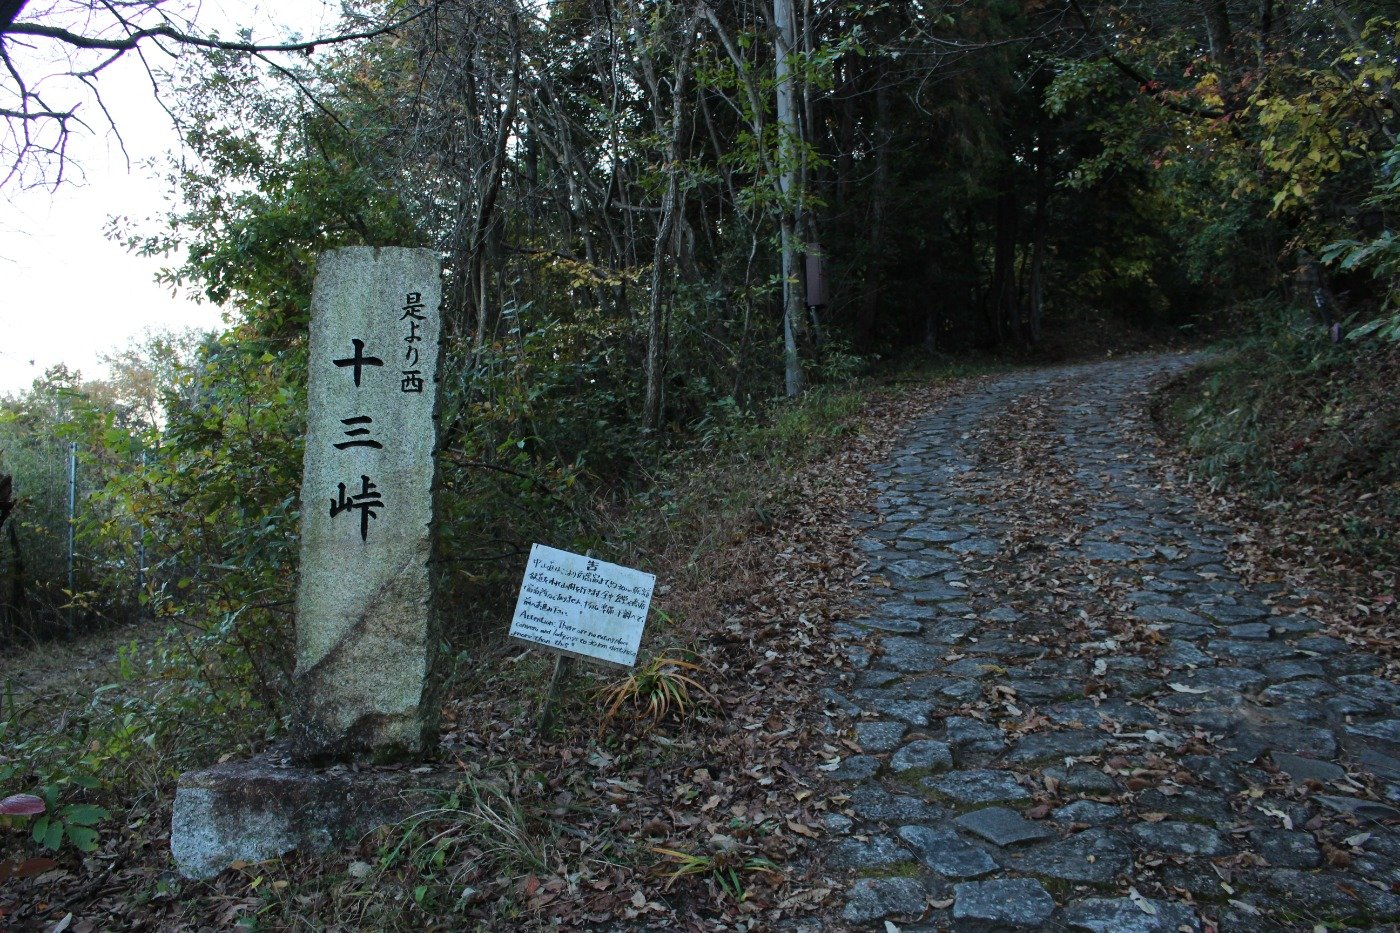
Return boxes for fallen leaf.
[1129,887,1157,915]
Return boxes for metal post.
[66,441,77,635]
[66,442,76,596]
[135,449,147,617]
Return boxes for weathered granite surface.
[292,247,444,762]
[171,752,453,880]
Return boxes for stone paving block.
[1337,675,1400,705]
[1360,749,1400,781]
[925,769,1030,805]
[848,785,946,824]
[856,616,923,634]
[855,721,908,753]
[1327,693,1383,717]
[1004,678,1079,704]
[1005,729,1111,764]
[1206,639,1299,663]
[1134,787,1233,825]
[1254,721,1339,758]
[1132,604,1208,626]
[827,755,881,781]
[954,806,1055,846]
[873,697,941,726]
[842,877,928,924]
[1256,867,1400,919]
[878,637,947,672]
[840,645,872,669]
[1061,896,1201,932]
[891,739,954,773]
[1162,640,1215,669]
[1297,634,1346,654]
[824,812,854,833]
[928,619,979,643]
[1005,828,1131,884]
[1044,698,1159,729]
[857,670,903,688]
[1130,821,1230,856]
[904,524,971,544]
[880,600,938,620]
[1052,800,1122,825]
[1347,719,1400,745]
[1272,751,1345,784]
[1316,794,1400,821]
[1175,666,1266,692]
[889,559,943,579]
[827,833,913,870]
[1080,541,1144,562]
[1200,603,1270,623]
[1262,659,1325,681]
[897,825,998,878]
[911,581,970,603]
[1044,763,1120,794]
[1260,678,1334,705]
[821,688,863,716]
[1249,828,1322,868]
[945,716,1006,756]
[952,877,1055,929]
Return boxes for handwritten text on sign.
[508,544,655,668]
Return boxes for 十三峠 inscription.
[292,247,443,762]
[508,544,655,668]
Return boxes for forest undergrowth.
[0,360,992,931]
[1154,307,1399,613]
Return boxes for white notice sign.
[508,544,656,668]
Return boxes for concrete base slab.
[171,750,454,879]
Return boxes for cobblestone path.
[822,355,1400,931]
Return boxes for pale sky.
[0,0,341,396]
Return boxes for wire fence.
[0,441,150,646]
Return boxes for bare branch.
[2,9,435,56]
[0,1,444,187]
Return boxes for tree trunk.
[470,17,521,355]
[990,187,1018,346]
[1199,0,1237,104]
[774,0,806,397]
[1256,0,1275,67]
[857,78,891,347]
[1026,137,1049,345]
[643,9,698,430]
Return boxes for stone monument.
[171,247,447,879]
[291,247,443,762]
